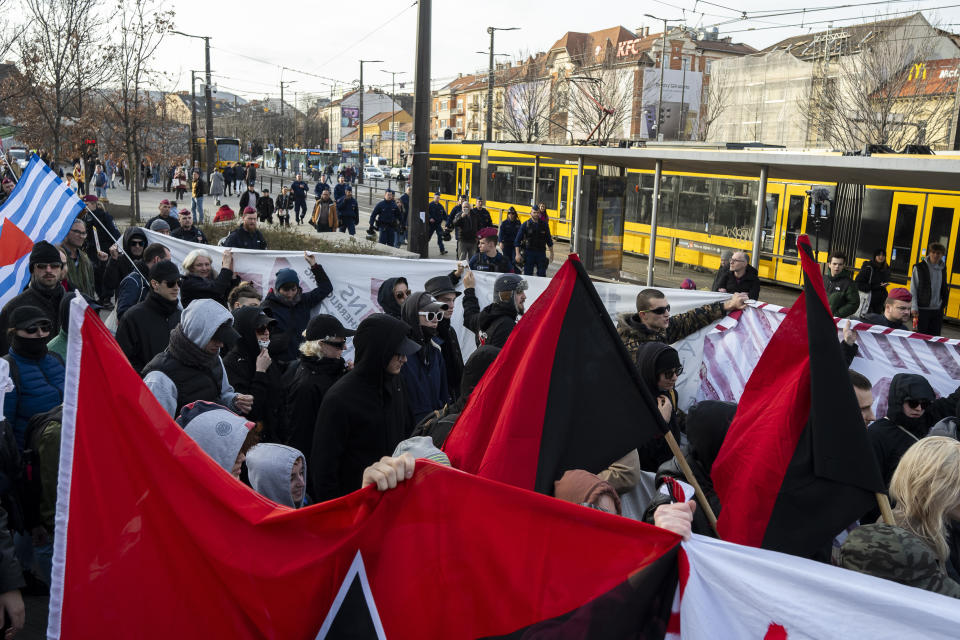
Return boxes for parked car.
[389,166,409,179]
[363,166,384,179]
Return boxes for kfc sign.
[617,38,642,57]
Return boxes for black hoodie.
[462,287,518,348]
[376,277,407,319]
[309,313,413,501]
[634,342,682,471]
[868,373,960,485]
[104,227,148,291]
[222,306,287,443]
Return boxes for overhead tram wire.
[717,2,960,35]
[314,1,418,70]
[703,0,948,27]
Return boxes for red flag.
[711,235,884,557]
[443,254,665,494]
[50,299,680,638]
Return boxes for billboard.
[640,68,703,140]
[341,107,360,128]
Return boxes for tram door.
[456,163,472,199]
[756,183,784,281]
[921,195,960,317]
[887,192,925,284]
[770,184,809,285]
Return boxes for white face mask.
[257,339,270,350]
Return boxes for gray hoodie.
[179,402,254,475]
[144,299,240,417]
[245,443,307,508]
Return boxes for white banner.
[144,230,729,365]
[695,301,960,417]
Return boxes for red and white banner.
[696,302,960,417]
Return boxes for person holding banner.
[261,253,334,363]
[222,209,267,251]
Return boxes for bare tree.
[97,0,174,220]
[12,0,107,162]
[565,54,633,145]
[698,70,732,141]
[800,26,953,150]
[494,58,551,142]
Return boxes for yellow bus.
[429,141,960,320]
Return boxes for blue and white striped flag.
[0,154,85,307]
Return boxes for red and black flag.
[51,298,681,638]
[711,234,885,558]
[443,254,667,494]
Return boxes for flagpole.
[875,493,895,525]
[664,431,720,536]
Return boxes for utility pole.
[381,69,406,165]
[190,70,198,168]
[410,0,431,257]
[485,26,519,141]
[358,59,383,184]
[279,80,296,173]
[644,15,682,141]
[173,31,216,174]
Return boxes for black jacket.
[171,225,207,244]
[82,206,121,263]
[103,227,148,291]
[116,292,181,374]
[634,342,682,471]
[856,260,890,293]
[336,196,359,224]
[718,264,761,300]
[238,189,259,211]
[0,279,65,355]
[222,307,287,444]
[868,373,960,486]
[283,355,347,457]
[435,317,464,402]
[462,288,516,348]
[711,265,730,292]
[222,226,267,250]
[310,314,414,501]
[259,263,334,362]
[144,213,181,232]
[861,312,909,331]
[180,268,235,308]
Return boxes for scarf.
[167,325,219,370]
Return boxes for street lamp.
[173,30,215,175]
[644,15,683,141]
[279,80,296,173]
[380,69,406,166]
[485,26,519,141]
[358,59,383,184]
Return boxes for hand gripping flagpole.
[664,431,720,536]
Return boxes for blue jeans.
[192,196,204,223]
[95,186,107,199]
[523,250,548,277]
[378,227,397,246]
[341,221,356,235]
[394,229,406,248]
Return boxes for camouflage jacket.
[617,301,726,361]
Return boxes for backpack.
[22,405,62,531]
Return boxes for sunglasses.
[660,366,684,378]
[905,398,931,410]
[642,305,671,315]
[419,310,444,322]
[34,262,63,270]
[22,322,51,335]
[129,240,145,247]
[395,290,410,300]
[255,325,270,334]
[322,340,347,350]
[162,279,179,288]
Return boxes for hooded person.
[554,469,622,515]
[634,342,685,470]
[222,306,286,444]
[0,241,66,355]
[867,373,960,486]
[376,276,409,320]
[309,313,420,502]
[116,260,182,375]
[47,291,101,361]
[642,400,738,538]
[462,271,527,348]
[399,292,450,424]
[282,315,356,458]
[103,226,148,294]
[177,401,258,480]
[412,345,500,448]
[425,274,465,401]
[260,253,334,363]
[143,299,253,418]
[245,443,307,508]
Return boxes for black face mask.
[12,334,48,359]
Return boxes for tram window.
[516,165,534,207]
[677,176,713,233]
[637,173,676,226]
[538,167,558,209]
[625,173,641,223]
[488,165,515,203]
[857,189,893,263]
[471,166,480,198]
[715,179,757,238]
[429,160,456,196]
[927,207,953,251]
[889,204,917,278]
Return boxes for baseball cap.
[305,314,356,341]
[10,305,50,330]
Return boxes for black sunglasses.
[162,279,179,288]
[395,290,410,300]
[322,340,347,349]
[23,322,51,335]
[642,305,671,315]
[129,240,145,247]
[905,398,931,410]
[660,366,684,378]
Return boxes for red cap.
[888,287,912,303]
[477,227,498,240]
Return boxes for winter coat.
[376,277,406,319]
[435,317,464,403]
[0,280,65,356]
[180,267,235,308]
[861,312,909,331]
[116,261,150,319]
[462,287,517,348]
[616,302,726,364]
[336,196,359,225]
[82,206,121,263]
[116,292,182,375]
[145,213,181,233]
[260,263,334,362]
[171,225,208,244]
[711,265,730,292]
[370,199,401,229]
[238,189,258,211]
[60,245,95,297]
[222,226,267,250]
[2,348,64,449]
[399,292,450,424]
[209,172,225,197]
[257,195,275,219]
[283,355,347,458]
[856,260,890,293]
[103,227,148,292]
[868,373,960,486]
[310,198,338,232]
[634,341,683,471]
[309,314,414,501]
[469,251,511,273]
[717,264,761,300]
[192,177,206,198]
[824,270,859,318]
[222,307,288,444]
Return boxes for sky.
[153,0,960,107]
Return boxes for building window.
[705,59,713,74]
